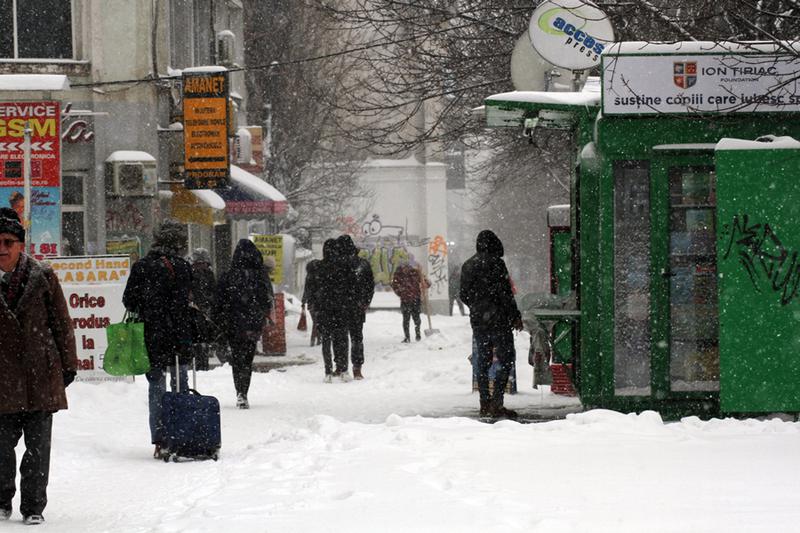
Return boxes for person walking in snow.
[189,248,217,369]
[315,238,357,381]
[448,262,465,316]
[0,208,78,526]
[302,258,322,347]
[391,259,430,343]
[460,230,522,420]
[337,235,374,379]
[215,239,273,409]
[123,220,194,458]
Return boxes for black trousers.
[401,299,422,339]
[319,324,349,374]
[229,337,258,396]
[0,411,53,517]
[347,313,365,367]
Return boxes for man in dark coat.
[315,238,357,381]
[215,239,273,408]
[123,219,193,457]
[189,248,217,369]
[391,260,430,342]
[301,258,322,347]
[0,208,78,525]
[337,235,374,379]
[460,230,522,420]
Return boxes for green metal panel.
[716,147,800,412]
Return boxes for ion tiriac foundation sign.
[529,0,615,71]
[602,42,800,115]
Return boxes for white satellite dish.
[510,33,589,92]
[529,0,615,71]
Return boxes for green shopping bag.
[104,312,150,376]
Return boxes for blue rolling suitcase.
[161,355,221,462]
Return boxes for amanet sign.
[602,52,800,115]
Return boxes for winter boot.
[415,327,422,341]
[23,515,44,525]
[153,444,167,460]
[353,366,364,380]
[236,393,249,409]
[479,399,491,418]
[324,373,333,383]
[401,337,410,343]
[490,401,518,421]
[0,508,11,521]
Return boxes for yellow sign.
[183,71,229,189]
[251,234,283,284]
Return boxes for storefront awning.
[216,165,288,218]
[161,186,226,226]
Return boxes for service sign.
[183,71,229,189]
[603,53,800,115]
[50,255,131,382]
[0,101,61,259]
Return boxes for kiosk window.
[668,166,719,391]
[614,161,651,396]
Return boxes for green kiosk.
[486,41,800,417]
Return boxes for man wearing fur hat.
[123,219,194,458]
[0,207,78,525]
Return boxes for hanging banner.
[603,52,800,115]
[0,101,61,259]
[50,255,131,382]
[251,234,284,284]
[182,69,230,189]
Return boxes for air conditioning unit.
[104,154,157,196]
[217,30,236,66]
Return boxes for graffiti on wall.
[359,243,410,288]
[722,213,800,306]
[427,235,448,297]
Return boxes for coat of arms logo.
[673,62,698,89]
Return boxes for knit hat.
[190,247,212,264]
[0,207,24,242]
[152,219,188,254]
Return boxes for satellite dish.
[529,0,615,71]
[510,33,589,91]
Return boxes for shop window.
[613,161,652,396]
[0,0,73,59]
[61,174,85,255]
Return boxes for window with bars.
[0,0,73,60]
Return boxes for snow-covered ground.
[8,311,800,531]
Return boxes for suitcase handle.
[174,354,199,394]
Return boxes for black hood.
[231,239,264,269]
[476,230,504,257]
[322,238,338,261]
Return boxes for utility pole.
[22,120,31,251]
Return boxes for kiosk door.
[652,148,720,399]
[716,144,800,412]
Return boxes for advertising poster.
[251,234,283,283]
[50,255,131,382]
[0,101,61,259]
[182,70,230,189]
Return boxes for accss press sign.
[529,0,615,71]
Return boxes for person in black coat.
[315,238,357,382]
[460,230,522,420]
[189,248,217,369]
[215,239,273,409]
[302,258,322,347]
[123,219,193,458]
[336,235,374,379]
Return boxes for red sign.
[0,101,62,259]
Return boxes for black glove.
[63,370,77,388]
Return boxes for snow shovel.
[421,291,440,336]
